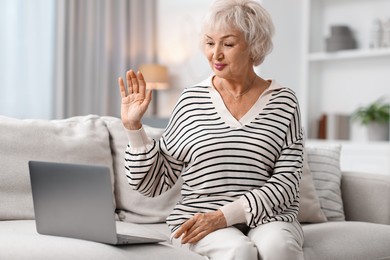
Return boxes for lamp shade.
[139,64,169,90]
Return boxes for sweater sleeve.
[220,138,303,227]
[126,127,153,149]
[124,90,192,198]
[242,104,303,227]
[219,197,248,226]
[124,127,183,197]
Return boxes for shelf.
[301,0,390,141]
[306,139,390,146]
[308,48,390,62]
[299,0,390,175]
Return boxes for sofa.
[1,115,390,260]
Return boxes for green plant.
[352,98,390,125]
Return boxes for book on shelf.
[318,113,350,140]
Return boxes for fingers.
[184,230,208,244]
[183,215,201,235]
[176,214,204,244]
[128,70,139,93]
[181,227,201,244]
[146,89,153,103]
[126,70,133,94]
[118,77,127,98]
[174,217,195,239]
[124,70,147,96]
[137,71,147,97]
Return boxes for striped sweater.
[125,77,304,233]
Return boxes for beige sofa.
[1,115,390,260]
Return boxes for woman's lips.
[214,63,226,71]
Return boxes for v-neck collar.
[195,76,282,128]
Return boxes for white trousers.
[172,220,304,260]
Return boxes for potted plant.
[352,98,390,141]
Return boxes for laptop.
[28,160,168,245]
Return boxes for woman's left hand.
[174,210,227,244]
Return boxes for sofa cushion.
[0,115,114,220]
[297,150,327,223]
[342,172,390,224]
[306,145,345,221]
[0,220,204,260]
[303,221,390,260]
[102,117,182,224]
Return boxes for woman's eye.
[206,42,214,46]
[224,43,234,47]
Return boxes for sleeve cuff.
[219,197,248,226]
[125,126,153,148]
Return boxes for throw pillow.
[306,145,345,221]
[297,150,327,223]
[0,115,114,220]
[102,116,182,224]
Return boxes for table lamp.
[139,64,169,116]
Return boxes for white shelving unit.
[301,0,390,139]
[308,48,390,61]
[300,0,390,174]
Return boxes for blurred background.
[1,0,390,172]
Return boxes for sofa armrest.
[341,172,390,225]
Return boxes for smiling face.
[203,27,253,81]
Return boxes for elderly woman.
[118,0,304,259]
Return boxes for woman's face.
[203,27,252,80]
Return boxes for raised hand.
[118,70,152,130]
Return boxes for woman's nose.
[213,45,223,60]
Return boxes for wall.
[260,0,304,97]
[156,0,212,117]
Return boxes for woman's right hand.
[118,70,152,130]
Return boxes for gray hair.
[201,0,274,66]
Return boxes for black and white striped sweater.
[125,77,303,233]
